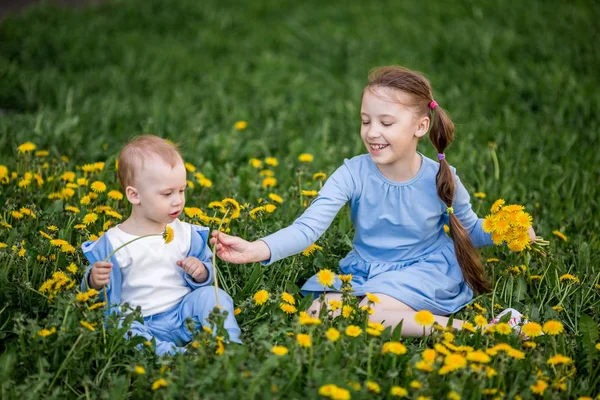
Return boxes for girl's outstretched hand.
[210,230,270,264]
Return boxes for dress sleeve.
[453,171,493,248]
[184,225,214,288]
[260,162,356,265]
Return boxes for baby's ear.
[126,185,140,205]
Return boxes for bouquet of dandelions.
[482,199,548,254]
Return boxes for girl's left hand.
[528,226,536,243]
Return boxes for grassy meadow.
[0,0,599,398]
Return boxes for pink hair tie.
[437,153,445,161]
[429,100,438,110]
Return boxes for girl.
[210,66,535,335]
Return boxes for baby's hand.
[177,257,208,283]
[90,261,113,290]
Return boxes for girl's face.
[360,86,429,177]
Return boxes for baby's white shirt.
[105,219,193,316]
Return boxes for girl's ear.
[415,115,430,138]
[126,185,140,205]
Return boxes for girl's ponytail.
[429,104,491,294]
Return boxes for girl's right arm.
[211,162,357,264]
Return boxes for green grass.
[0,0,599,398]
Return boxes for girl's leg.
[359,293,464,336]
[306,293,347,318]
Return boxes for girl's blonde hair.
[366,66,491,294]
[117,135,183,190]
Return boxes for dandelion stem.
[212,209,230,309]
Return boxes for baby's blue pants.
[125,286,242,355]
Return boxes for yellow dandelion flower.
[467,350,491,363]
[363,292,381,304]
[345,325,362,337]
[134,366,145,375]
[253,289,269,305]
[279,303,297,314]
[249,206,265,220]
[271,345,288,356]
[559,274,579,284]
[382,341,407,355]
[338,274,353,283]
[530,380,548,395]
[474,192,486,199]
[474,315,487,327]
[547,354,572,366]
[391,386,408,397]
[37,327,57,337]
[296,333,312,348]
[552,305,564,312]
[448,391,462,400]
[298,311,321,326]
[249,158,262,168]
[409,380,422,389]
[82,213,98,226]
[366,381,381,393]
[543,320,564,335]
[316,269,336,287]
[18,142,36,153]
[495,323,512,335]
[0,242,9,249]
[552,230,567,242]
[313,172,327,181]
[268,193,283,204]
[490,199,505,213]
[342,304,353,318]
[90,181,107,193]
[181,162,195,173]
[523,341,537,348]
[301,189,318,197]
[80,320,96,331]
[319,384,336,397]
[415,310,435,326]
[259,169,274,177]
[151,378,168,391]
[328,299,342,311]
[234,120,248,130]
[262,177,277,188]
[298,153,314,162]
[507,349,526,360]
[521,322,543,337]
[264,204,277,213]
[281,292,295,305]
[302,243,323,256]
[163,226,174,244]
[65,205,80,213]
[265,157,278,167]
[221,198,241,218]
[89,302,106,311]
[326,327,341,342]
[107,190,123,200]
[198,177,212,187]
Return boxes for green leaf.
[579,314,599,373]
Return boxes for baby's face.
[133,156,187,224]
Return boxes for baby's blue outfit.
[261,154,493,315]
[80,224,241,356]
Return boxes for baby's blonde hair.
[117,135,183,190]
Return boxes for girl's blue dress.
[261,153,493,315]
